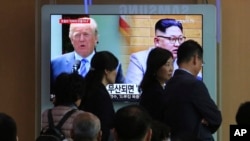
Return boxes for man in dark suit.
[163,40,222,141]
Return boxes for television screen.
[41,4,217,109]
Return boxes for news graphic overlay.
[106,84,141,102]
[59,18,91,24]
[230,125,250,141]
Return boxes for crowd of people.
[0,17,225,141]
[0,13,247,141]
[47,17,222,141]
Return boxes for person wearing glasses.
[126,18,194,85]
[50,17,125,94]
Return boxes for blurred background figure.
[0,112,18,141]
[151,120,171,141]
[79,51,118,141]
[139,47,173,121]
[236,101,250,125]
[113,104,152,141]
[41,72,85,140]
[72,112,102,141]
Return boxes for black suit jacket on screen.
[163,69,222,141]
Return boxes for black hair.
[85,51,118,87]
[114,104,152,141]
[155,18,183,33]
[236,101,250,125]
[177,40,203,66]
[53,72,85,106]
[0,113,17,141]
[151,120,170,141]
[140,48,173,91]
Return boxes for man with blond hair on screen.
[51,17,124,93]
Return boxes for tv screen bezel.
[41,4,217,110]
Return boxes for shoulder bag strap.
[47,109,55,128]
[55,109,77,129]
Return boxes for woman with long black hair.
[79,51,118,141]
[139,47,174,122]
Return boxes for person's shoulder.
[51,52,74,62]
[71,109,85,118]
[173,69,191,77]
[49,106,75,116]
[172,70,198,83]
[131,47,153,56]
[41,108,50,118]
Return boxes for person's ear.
[192,55,198,65]
[145,128,152,141]
[70,129,74,140]
[154,37,159,46]
[104,69,108,76]
[112,128,119,141]
[97,130,102,141]
[69,36,74,44]
[95,34,99,45]
[104,69,111,76]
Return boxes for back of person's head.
[140,48,173,91]
[85,51,118,83]
[72,112,102,141]
[151,120,170,141]
[236,101,250,124]
[0,113,17,141]
[114,104,152,141]
[172,134,202,141]
[155,18,183,33]
[177,40,203,66]
[54,72,85,106]
[171,134,203,141]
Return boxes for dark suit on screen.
[139,80,166,122]
[51,52,78,82]
[163,69,222,141]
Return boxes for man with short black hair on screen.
[125,18,202,85]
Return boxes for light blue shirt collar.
[74,51,95,62]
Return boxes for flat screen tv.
[41,4,217,111]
